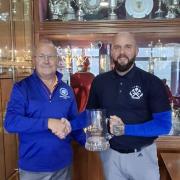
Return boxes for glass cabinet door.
[0,0,33,78]
[0,1,33,179]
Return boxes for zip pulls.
[49,83,59,102]
[49,94,52,102]
[33,72,63,102]
[40,80,59,102]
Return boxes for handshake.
[48,118,71,139]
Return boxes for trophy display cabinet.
[0,0,180,179]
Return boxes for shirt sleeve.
[125,111,172,137]
[125,77,172,137]
[68,91,86,146]
[4,83,48,133]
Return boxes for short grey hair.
[33,39,56,55]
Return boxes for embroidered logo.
[129,85,143,99]
[59,88,70,99]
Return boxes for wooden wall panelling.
[158,154,171,180]
[0,79,6,180]
[72,142,88,180]
[156,136,180,153]
[87,151,104,180]
[72,142,104,180]
[156,136,180,180]
[1,78,18,179]
[7,170,19,180]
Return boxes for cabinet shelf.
[0,60,32,68]
[38,19,180,44]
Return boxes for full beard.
[113,55,136,72]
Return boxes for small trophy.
[173,108,180,135]
[108,0,118,20]
[155,0,165,19]
[164,0,180,19]
[48,0,67,20]
[64,0,76,21]
[76,0,85,21]
[85,109,110,151]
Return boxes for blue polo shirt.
[87,65,171,151]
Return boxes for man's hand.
[109,115,125,136]
[60,118,72,136]
[48,118,71,139]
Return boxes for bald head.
[112,32,137,47]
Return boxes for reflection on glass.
[85,109,110,151]
[155,0,165,19]
[0,12,9,21]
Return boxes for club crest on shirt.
[129,85,143,99]
[59,88,70,99]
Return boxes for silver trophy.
[108,0,118,20]
[48,0,68,20]
[155,0,165,19]
[172,108,180,135]
[163,0,180,19]
[64,0,76,21]
[85,109,110,151]
[148,41,155,74]
[76,0,85,21]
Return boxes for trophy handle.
[105,118,113,140]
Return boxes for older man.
[87,32,172,180]
[4,39,85,180]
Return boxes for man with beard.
[86,32,172,180]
